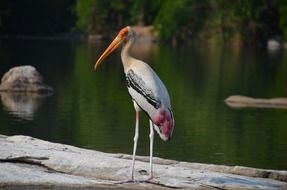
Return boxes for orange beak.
[94,35,125,70]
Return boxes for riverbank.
[0,135,286,190]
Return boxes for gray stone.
[0,65,53,93]
[267,39,281,51]
[0,135,286,189]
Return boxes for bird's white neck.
[121,36,136,73]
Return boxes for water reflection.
[0,39,286,170]
[0,92,51,120]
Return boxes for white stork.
[94,26,174,182]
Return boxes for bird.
[94,26,174,182]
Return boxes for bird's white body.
[123,57,173,140]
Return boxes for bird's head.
[94,26,135,70]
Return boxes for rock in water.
[0,65,53,93]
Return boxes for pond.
[0,38,286,171]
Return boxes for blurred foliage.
[279,0,287,40]
[129,0,162,25]
[153,0,280,44]
[76,0,133,35]
[0,0,285,43]
[75,0,163,34]
[76,0,286,45]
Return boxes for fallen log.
[225,95,287,109]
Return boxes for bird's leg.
[135,120,154,183]
[147,119,154,180]
[115,111,139,184]
[130,111,140,181]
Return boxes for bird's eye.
[119,27,129,37]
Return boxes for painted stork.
[94,26,174,181]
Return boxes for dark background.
[0,0,75,36]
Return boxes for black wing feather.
[126,69,161,109]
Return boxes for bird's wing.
[125,60,171,116]
[126,69,161,109]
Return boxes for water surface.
[0,38,286,170]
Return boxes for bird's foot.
[114,178,135,184]
[138,170,153,181]
[114,175,154,184]
[147,174,153,181]
[140,174,153,182]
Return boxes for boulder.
[267,39,281,51]
[0,65,53,93]
[0,135,286,190]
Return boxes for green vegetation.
[279,0,287,41]
[75,0,285,45]
[75,0,133,35]
[0,0,285,44]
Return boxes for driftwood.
[0,135,286,190]
[225,95,287,109]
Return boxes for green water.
[0,39,286,170]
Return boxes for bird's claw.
[145,175,153,181]
[114,178,134,184]
[114,175,154,184]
